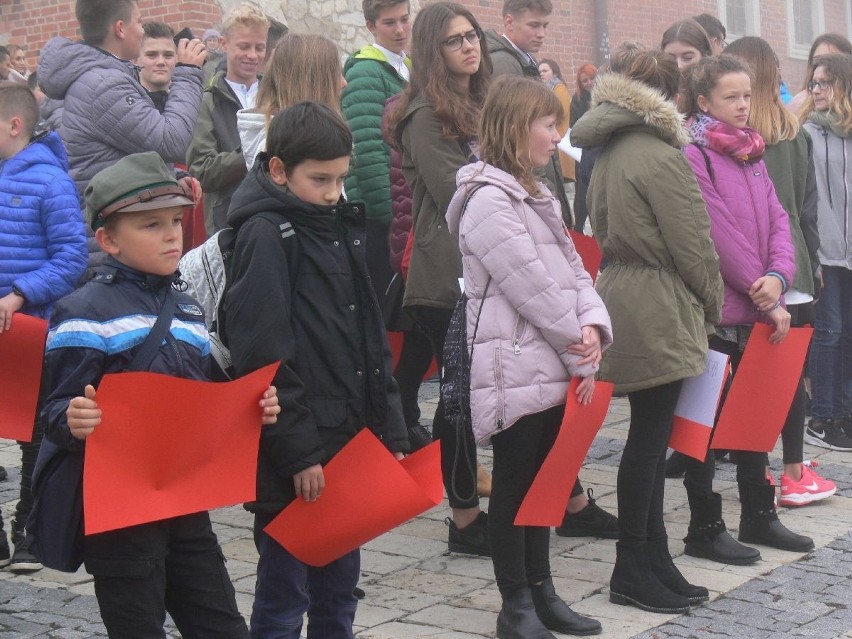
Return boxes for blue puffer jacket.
[38,38,203,196]
[0,131,87,318]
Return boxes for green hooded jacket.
[342,46,411,224]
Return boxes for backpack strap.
[127,286,177,372]
[254,211,301,295]
[697,144,715,184]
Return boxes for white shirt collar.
[501,34,537,66]
[373,43,410,82]
[225,77,259,109]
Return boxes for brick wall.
[0,0,849,98]
[0,0,222,72]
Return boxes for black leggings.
[392,327,434,430]
[684,335,767,508]
[489,405,563,595]
[772,303,811,466]
[618,380,683,546]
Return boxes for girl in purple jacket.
[680,55,814,562]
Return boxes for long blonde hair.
[256,33,342,125]
[478,76,562,196]
[725,37,799,144]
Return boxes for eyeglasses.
[443,30,480,51]
[808,79,834,92]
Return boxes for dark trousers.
[83,512,247,639]
[618,381,683,546]
[364,219,394,314]
[393,326,434,429]
[771,302,812,466]
[809,265,852,420]
[490,405,563,595]
[251,512,359,639]
[407,304,479,508]
[684,336,767,511]
[14,378,46,542]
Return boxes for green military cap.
[85,152,194,230]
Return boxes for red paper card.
[83,363,277,535]
[568,230,602,283]
[0,314,47,442]
[711,324,813,453]
[669,350,730,461]
[515,379,613,526]
[266,429,442,567]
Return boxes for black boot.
[647,537,709,604]
[609,543,690,614]
[738,483,815,552]
[683,491,761,565]
[530,577,601,636]
[496,588,556,639]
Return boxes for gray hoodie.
[39,38,203,198]
[804,116,852,269]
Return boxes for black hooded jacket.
[223,162,408,513]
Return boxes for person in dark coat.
[224,102,408,638]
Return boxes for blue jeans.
[250,512,359,639]
[809,266,852,420]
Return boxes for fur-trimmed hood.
[570,73,689,149]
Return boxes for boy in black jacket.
[224,102,408,638]
[40,152,280,638]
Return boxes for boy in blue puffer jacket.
[0,82,87,571]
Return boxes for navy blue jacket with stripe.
[41,258,210,453]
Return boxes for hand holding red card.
[514,379,613,527]
[711,324,813,452]
[83,363,277,534]
[266,430,442,567]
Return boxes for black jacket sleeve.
[225,216,325,478]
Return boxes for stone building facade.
[0,0,850,98]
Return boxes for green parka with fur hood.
[570,73,723,393]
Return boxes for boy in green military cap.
[34,151,281,638]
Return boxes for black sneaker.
[407,423,433,453]
[556,489,619,539]
[446,511,490,556]
[0,466,7,482]
[8,541,42,573]
[804,418,852,451]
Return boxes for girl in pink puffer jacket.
[446,75,612,639]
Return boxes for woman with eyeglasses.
[389,2,493,557]
[788,33,852,116]
[800,54,852,453]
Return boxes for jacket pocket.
[493,346,506,431]
[511,315,528,355]
[307,397,348,430]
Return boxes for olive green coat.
[396,97,473,310]
[571,74,723,393]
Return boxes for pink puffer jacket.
[447,163,613,445]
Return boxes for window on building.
[787,0,825,59]
[718,0,760,39]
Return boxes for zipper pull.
[513,338,521,354]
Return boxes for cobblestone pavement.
[1,380,851,638]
